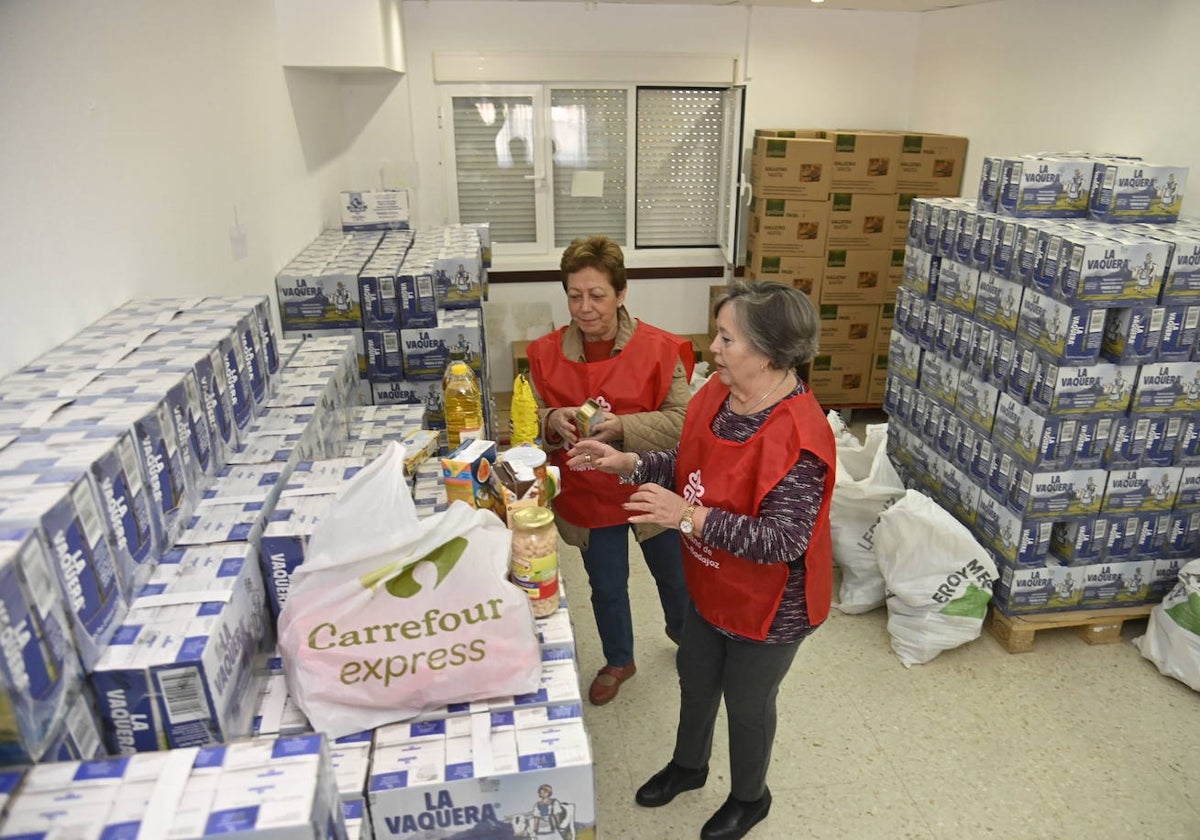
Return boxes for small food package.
[441,438,498,511]
[576,398,603,438]
[491,445,549,526]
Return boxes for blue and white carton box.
[1016,291,1105,365]
[0,479,124,672]
[973,272,1023,333]
[997,156,1094,219]
[400,309,484,381]
[1029,360,1135,414]
[364,329,404,381]
[1150,557,1186,601]
[1049,517,1106,565]
[1080,559,1155,607]
[259,492,341,619]
[934,259,979,315]
[0,431,163,600]
[1130,361,1200,412]
[1056,234,1171,304]
[342,188,412,231]
[1008,466,1108,519]
[89,542,270,754]
[1175,465,1200,509]
[1161,510,1199,557]
[0,530,81,765]
[1101,467,1182,513]
[368,713,595,840]
[990,394,1071,469]
[993,556,1085,614]
[1158,230,1200,303]
[1159,304,1200,361]
[1089,161,1187,224]
[1101,306,1163,363]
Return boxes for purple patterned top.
[634,380,827,644]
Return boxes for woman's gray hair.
[713,280,820,372]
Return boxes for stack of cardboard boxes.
[746,130,968,406]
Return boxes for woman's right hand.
[546,407,579,446]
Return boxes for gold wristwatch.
[679,504,697,535]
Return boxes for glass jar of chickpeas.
[509,506,560,617]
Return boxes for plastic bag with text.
[277,442,543,738]
[828,412,905,614]
[874,490,997,667]
[1133,559,1200,693]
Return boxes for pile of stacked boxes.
[883,151,1200,616]
[746,129,968,405]
[275,190,493,451]
[0,296,596,838]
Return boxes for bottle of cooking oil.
[443,359,484,449]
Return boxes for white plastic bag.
[1133,559,1200,692]
[874,490,997,667]
[827,412,905,614]
[278,442,543,738]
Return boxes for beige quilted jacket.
[528,306,692,550]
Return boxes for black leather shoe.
[634,761,709,807]
[700,788,772,840]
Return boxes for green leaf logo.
[1165,592,1200,635]
[939,583,991,619]
[358,537,468,597]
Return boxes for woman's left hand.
[623,483,688,528]
[584,411,624,444]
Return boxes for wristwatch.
[679,504,697,535]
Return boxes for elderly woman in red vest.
[526,235,694,707]
[567,280,835,840]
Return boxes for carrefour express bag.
[278,442,543,738]
[828,412,905,614]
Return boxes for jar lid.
[501,445,548,478]
[512,506,554,530]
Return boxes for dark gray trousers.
[671,603,802,801]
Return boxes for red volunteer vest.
[527,321,692,528]
[676,377,836,640]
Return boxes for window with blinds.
[441,84,742,259]
[551,89,627,247]
[635,88,724,249]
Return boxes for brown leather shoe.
[588,663,636,705]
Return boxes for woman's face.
[710,302,770,389]
[566,266,625,342]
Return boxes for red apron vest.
[527,321,692,528]
[676,377,836,639]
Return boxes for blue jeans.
[580,525,690,668]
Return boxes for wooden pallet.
[986,604,1154,653]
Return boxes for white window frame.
[438,78,744,267]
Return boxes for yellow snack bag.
[510,373,540,446]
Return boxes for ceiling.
[442,0,1003,10]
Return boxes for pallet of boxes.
[882,150,1199,652]
[746,129,968,408]
[275,189,494,453]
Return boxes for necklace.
[729,370,791,414]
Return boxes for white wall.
[3,0,1195,385]
[910,0,1200,197]
[0,0,361,377]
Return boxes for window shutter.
[450,95,537,244]
[550,89,628,247]
[635,88,725,248]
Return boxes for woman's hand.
[546,407,580,446]
[565,439,634,475]
[585,411,624,444]
[622,483,689,529]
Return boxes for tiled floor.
[559,411,1200,840]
